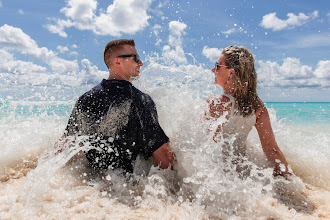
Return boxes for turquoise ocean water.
[1,101,329,128]
[265,102,330,128]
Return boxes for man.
[65,39,175,175]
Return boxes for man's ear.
[113,57,121,67]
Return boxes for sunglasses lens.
[135,54,140,63]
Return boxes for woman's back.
[210,94,256,157]
[221,94,256,156]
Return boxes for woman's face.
[212,53,233,89]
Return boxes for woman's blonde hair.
[222,46,259,117]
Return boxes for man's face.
[118,45,143,81]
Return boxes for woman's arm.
[255,102,292,176]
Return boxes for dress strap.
[222,93,235,115]
[223,93,235,104]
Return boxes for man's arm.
[152,143,176,169]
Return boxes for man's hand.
[152,143,175,169]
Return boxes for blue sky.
[0,0,329,102]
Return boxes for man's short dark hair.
[104,39,135,69]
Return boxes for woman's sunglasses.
[214,62,228,70]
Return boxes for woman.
[206,45,292,177]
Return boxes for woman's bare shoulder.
[255,99,270,122]
[206,95,230,104]
[206,95,232,119]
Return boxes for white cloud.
[168,21,187,47]
[153,24,161,37]
[314,60,330,79]
[46,19,74,38]
[0,49,107,88]
[0,49,46,75]
[46,0,153,37]
[162,21,188,64]
[57,45,69,53]
[0,25,108,87]
[202,46,222,62]
[60,0,97,30]
[261,11,318,31]
[71,44,78,48]
[153,25,162,46]
[257,57,330,88]
[0,24,39,52]
[80,59,108,83]
[0,24,144,101]
[70,51,78,56]
[0,24,78,74]
[280,57,313,79]
[221,28,235,35]
[18,9,24,15]
[157,0,169,9]
[162,45,187,64]
[155,39,162,46]
[0,25,109,87]
[0,49,52,86]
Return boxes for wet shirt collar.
[101,79,132,88]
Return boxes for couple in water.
[64,39,292,180]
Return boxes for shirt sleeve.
[137,95,169,159]
[65,101,80,136]
[65,100,91,136]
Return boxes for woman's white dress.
[217,93,256,158]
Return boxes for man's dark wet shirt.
[65,79,169,174]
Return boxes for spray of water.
[0,57,328,219]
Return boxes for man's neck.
[109,72,129,81]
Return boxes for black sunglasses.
[117,54,140,63]
[214,62,228,70]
